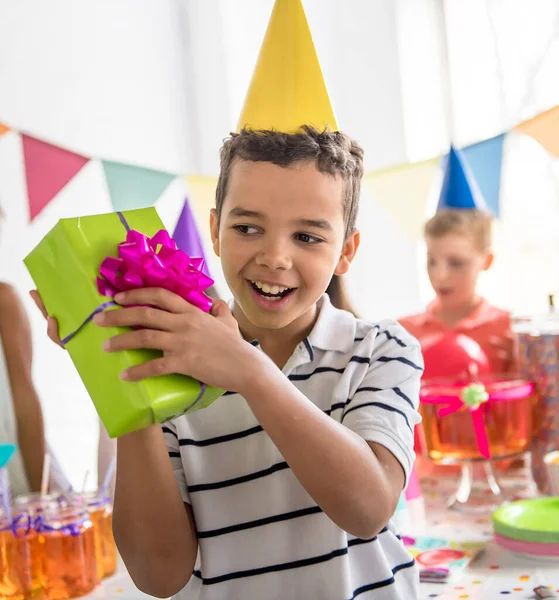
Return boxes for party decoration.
[363,158,440,243]
[22,134,89,220]
[421,379,535,459]
[462,134,505,217]
[102,161,175,211]
[0,123,10,137]
[421,333,491,380]
[515,105,559,158]
[237,0,338,133]
[437,146,488,212]
[461,383,489,410]
[172,197,211,278]
[97,227,212,313]
[24,207,223,438]
[516,320,559,494]
[0,444,15,469]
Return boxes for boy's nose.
[431,264,449,281]
[255,240,292,271]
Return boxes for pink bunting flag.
[22,134,89,220]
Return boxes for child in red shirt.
[400,209,515,374]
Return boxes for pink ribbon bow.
[97,229,213,313]
[420,382,534,459]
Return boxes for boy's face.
[426,233,493,310]
[210,159,359,332]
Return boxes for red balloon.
[421,333,490,380]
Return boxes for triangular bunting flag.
[462,134,505,217]
[0,123,10,137]
[22,134,90,220]
[362,159,440,243]
[103,161,176,211]
[437,146,487,212]
[237,0,338,133]
[182,175,218,210]
[515,105,559,158]
[173,197,211,277]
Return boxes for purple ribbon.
[0,514,32,538]
[33,514,84,537]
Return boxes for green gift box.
[24,208,224,437]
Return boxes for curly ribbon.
[62,212,213,345]
[0,513,32,538]
[420,382,535,459]
[33,514,85,537]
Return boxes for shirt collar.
[307,294,357,353]
[228,294,357,356]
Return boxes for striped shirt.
[164,295,423,599]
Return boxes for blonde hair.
[424,209,492,252]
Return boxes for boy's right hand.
[29,290,64,348]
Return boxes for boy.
[400,209,515,374]
[33,125,422,600]
[31,2,422,598]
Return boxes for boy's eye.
[233,224,260,235]
[295,233,322,245]
[449,260,465,269]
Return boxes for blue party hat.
[0,444,16,469]
[437,146,488,212]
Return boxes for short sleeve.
[162,420,191,505]
[341,322,423,486]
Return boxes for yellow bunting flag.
[515,105,559,158]
[0,123,10,137]
[362,158,440,244]
[237,0,337,133]
[181,175,218,240]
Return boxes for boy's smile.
[210,159,358,345]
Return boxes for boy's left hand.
[95,288,257,392]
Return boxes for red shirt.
[399,299,515,375]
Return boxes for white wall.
[0,0,196,488]
[1,0,559,487]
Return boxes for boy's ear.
[483,251,494,271]
[210,209,220,257]
[334,229,360,276]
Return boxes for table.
[417,468,559,599]
[83,564,162,599]
[83,468,559,600]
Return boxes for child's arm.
[235,348,417,539]
[99,288,421,540]
[0,283,46,490]
[112,426,198,597]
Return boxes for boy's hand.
[95,287,258,393]
[29,290,64,348]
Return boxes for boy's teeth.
[252,281,289,295]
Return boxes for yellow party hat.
[237,0,338,133]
